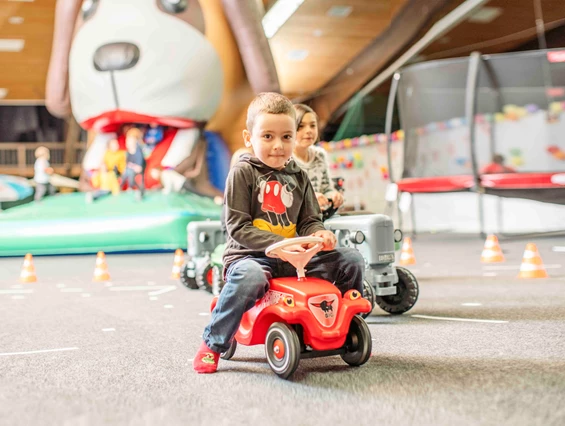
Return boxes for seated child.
[122,128,146,200]
[144,122,164,145]
[33,146,55,202]
[192,92,365,374]
[292,104,344,210]
[104,138,127,177]
[86,138,125,203]
[142,122,164,157]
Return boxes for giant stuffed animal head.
[46,0,280,134]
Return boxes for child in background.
[480,153,516,174]
[292,104,343,211]
[122,128,146,200]
[144,122,164,145]
[33,146,55,202]
[104,138,126,177]
[192,92,365,374]
[142,122,164,158]
[86,139,125,203]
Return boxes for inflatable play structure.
[0,0,279,256]
[384,48,565,235]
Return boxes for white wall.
[403,192,565,234]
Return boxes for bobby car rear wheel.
[221,340,237,360]
[341,315,372,366]
[265,323,301,379]
[360,279,375,319]
[180,262,199,290]
[374,266,419,315]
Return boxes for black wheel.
[180,261,199,289]
[341,315,372,366]
[361,280,375,319]
[374,266,419,315]
[197,263,214,293]
[265,323,301,379]
[221,340,237,360]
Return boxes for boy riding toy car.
[211,236,372,379]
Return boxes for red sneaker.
[192,341,219,374]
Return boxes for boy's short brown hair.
[246,92,296,132]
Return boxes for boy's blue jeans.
[202,247,365,353]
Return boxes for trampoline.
[385,48,565,236]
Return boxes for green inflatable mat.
[0,192,221,257]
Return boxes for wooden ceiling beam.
[306,0,456,127]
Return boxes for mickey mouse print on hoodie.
[222,153,325,273]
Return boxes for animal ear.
[221,0,280,94]
[45,0,82,118]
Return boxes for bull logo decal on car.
[311,300,334,316]
[308,294,339,327]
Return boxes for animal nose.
[93,42,140,72]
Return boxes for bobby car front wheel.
[221,340,237,360]
[341,315,372,366]
[374,266,419,315]
[265,323,301,379]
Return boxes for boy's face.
[243,113,295,170]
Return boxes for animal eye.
[81,0,99,20]
[159,0,188,13]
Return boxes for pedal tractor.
[324,214,419,316]
[180,220,225,293]
[211,236,372,379]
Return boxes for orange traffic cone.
[517,243,548,279]
[19,253,37,283]
[171,249,184,279]
[93,251,110,282]
[480,235,505,263]
[399,237,416,265]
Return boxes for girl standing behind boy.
[292,104,343,210]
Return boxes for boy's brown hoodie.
[222,153,325,273]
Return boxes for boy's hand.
[310,230,336,251]
[46,167,54,175]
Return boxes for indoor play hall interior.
[1,1,565,425]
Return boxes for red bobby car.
[210,236,373,379]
